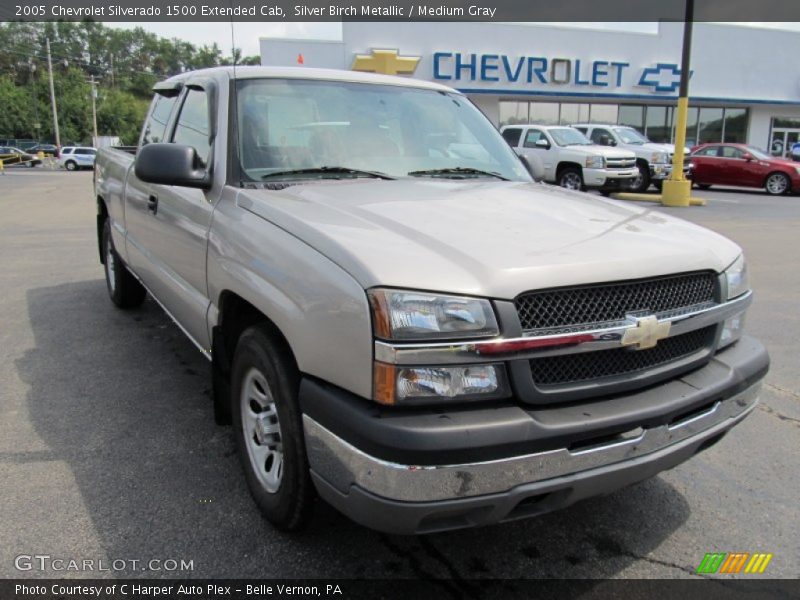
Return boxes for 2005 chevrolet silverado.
[94,67,769,534]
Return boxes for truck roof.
[156,65,458,94]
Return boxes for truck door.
[125,82,217,350]
[519,128,555,181]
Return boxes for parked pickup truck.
[572,123,691,193]
[95,66,768,535]
[500,124,638,193]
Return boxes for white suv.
[572,124,690,192]
[500,125,637,193]
[58,146,97,171]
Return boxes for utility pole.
[46,37,61,148]
[661,0,700,207]
[89,75,99,145]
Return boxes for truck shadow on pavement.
[16,280,692,583]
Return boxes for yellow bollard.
[0,158,4,175]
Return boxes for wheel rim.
[767,174,787,194]
[561,172,582,190]
[631,168,644,190]
[241,367,283,493]
[105,240,116,294]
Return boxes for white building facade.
[261,22,800,156]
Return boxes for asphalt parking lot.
[1,168,798,582]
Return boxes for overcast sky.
[107,22,800,58]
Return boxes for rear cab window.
[501,127,523,147]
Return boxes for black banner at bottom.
[1,579,798,600]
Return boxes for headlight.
[368,289,499,341]
[585,155,604,169]
[651,152,669,164]
[719,254,749,350]
[794,166,800,176]
[724,254,749,300]
[373,363,508,405]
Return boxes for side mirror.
[742,152,753,161]
[519,153,545,182]
[535,138,550,149]
[135,143,211,189]
[598,134,614,146]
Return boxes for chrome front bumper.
[304,380,760,505]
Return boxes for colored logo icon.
[697,552,773,574]
[351,49,421,76]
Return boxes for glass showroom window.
[722,109,748,143]
[645,106,671,142]
[499,101,529,127]
[529,102,560,125]
[618,105,645,131]
[589,104,619,124]
[559,103,590,125]
[698,108,724,144]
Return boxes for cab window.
[523,129,547,148]
[141,94,179,146]
[501,127,522,147]
[590,128,613,144]
[171,88,211,167]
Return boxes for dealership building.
[261,22,800,157]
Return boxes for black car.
[26,144,59,157]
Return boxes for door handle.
[147,195,158,215]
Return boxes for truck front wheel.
[102,219,146,309]
[558,167,584,191]
[231,325,314,531]
[629,162,651,192]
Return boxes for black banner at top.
[2,0,800,22]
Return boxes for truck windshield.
[548,128,592,147]
[614,127,649,144]
[235,78,531,183]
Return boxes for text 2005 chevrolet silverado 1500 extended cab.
[94,67,769,534]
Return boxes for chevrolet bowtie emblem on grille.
[351,49,421,76]
[621,315,671,350]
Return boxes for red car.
[689,143,799,195]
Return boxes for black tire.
[28,161,36,168]
[102,219,146,309]
[697,184,712,190]
[765,172,790,195]
[231,325,314,531]
[65,160,77,171]
[652,179,663,192]
[629,162,651,193]
[557,167,584,191]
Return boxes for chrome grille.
[605,157,636,169]
[529,325,715,387]
[515,272,717,332]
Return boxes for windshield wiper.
[407,167,508,180]
[261,166,394,180]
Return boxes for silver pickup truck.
[95,66,768,535]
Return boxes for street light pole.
[45,37,61,148]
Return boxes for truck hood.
[237,179,740,298]
[641,142,691,155]
[571,145,636,160]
